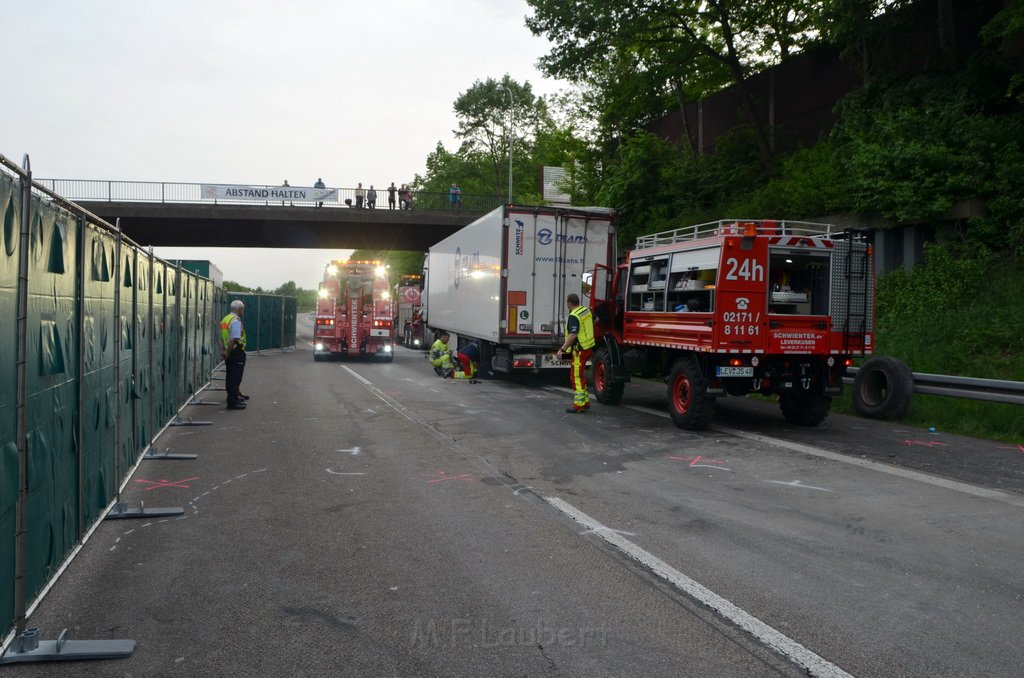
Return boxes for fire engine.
[393,273,426,348]
[313,259,394,362]
[590,219,873,429]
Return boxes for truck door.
[714,239,768,351]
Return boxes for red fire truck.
[590,219,873,429]
[393,274,426,348]
[313,259,394,362]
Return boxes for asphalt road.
[5,318,1023,677]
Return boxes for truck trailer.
[393,273,426,348]
[313,259,394,362]
[423,205,616,375]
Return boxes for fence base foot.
[169,415,212,426]
[0,628,134,664]
[144,446,198,461]
[105,499,184,520]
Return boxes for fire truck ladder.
[842,228,872,356]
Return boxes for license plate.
[716,366,753,377]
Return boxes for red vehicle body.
[313,260,394,362]
[393,274,426,349]
[590,219,874,429]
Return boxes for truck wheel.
[313,354,324,362]
[780,391,831,426]
[592,347,624,405]
[666,355,715,430]
[852,356,913,419]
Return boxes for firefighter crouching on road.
[429,331,456,378]
[555,293,595,413]
[220,300,248,410]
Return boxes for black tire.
[666,355,715,430]
[313,354,324,362]
[592,346,624,405]
[852,356,913,419]
[780,391,832,426]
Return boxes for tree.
[526,0,827,171]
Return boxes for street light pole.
[498,85,513,203]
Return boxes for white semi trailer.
[423,204,616,375]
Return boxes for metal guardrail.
[35,178,504,213]
[847,367,1024,406]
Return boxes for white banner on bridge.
[200,183,338,202]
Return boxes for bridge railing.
[35,179,504,213]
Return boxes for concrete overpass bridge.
[38,179,500,250]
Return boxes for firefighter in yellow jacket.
[429,331,456,378]
[555,293,595,413]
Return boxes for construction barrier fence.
[0,157,226,653]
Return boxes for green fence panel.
[82,224,117,528]
[23,193,81,612]
[0,173,21,636]
[225,293,295,351]
[283,296,297,347]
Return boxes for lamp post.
[498,85,513,203]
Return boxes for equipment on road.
[313,259,394,362]
[422,204,615,376]
[590,219,875,429]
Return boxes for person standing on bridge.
[220,300,248,410]
[314,177,326,207]
[367,185,377,209]
[387,182,397,210]
[555,293,595,413]
[449,182,462,211]
[355,182,365,209]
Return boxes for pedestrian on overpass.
[220,300,248,410]
[387,182,397,209]
[367,185,377,209]
[449,182,462,211]
[355,182,365,208]
[555,293,595,413]
[314,177,326,207]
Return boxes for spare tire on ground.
[852,356,914,419]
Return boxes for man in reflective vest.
[555,293,595,413]
[429,331,455,378]
[220,300,248,410]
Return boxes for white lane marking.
[326,469,366,476]
[342,365,372,386]
[336,447,362,455]
[712,425,1024,509]
[580,526,637,537]
[766,480,833,493]
[617,401,1024,509]
[545,497,854,678]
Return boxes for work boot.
[565,407,587,414]
[227,402,247,410]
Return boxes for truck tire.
[666,355,715,430]
[780,391,831,426]
[592,346,624,405]
[852,356,913,419]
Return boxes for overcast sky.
[2,0,566,290]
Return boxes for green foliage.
[223,280,254,292]
[349,249,424,279]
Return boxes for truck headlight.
[315,342,324,351]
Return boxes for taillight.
[729,358,742,367]
[513,359,535,368]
